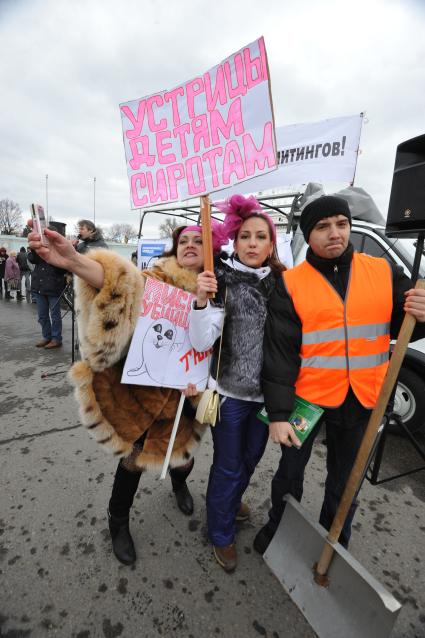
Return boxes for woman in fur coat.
[28,223,207,566]
[188,195,286,573]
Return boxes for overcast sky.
[1,0,424,237]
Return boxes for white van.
[291,219,425,434]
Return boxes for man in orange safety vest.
[254,195,425,553]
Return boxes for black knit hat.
[300,195,351,242]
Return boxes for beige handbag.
[195,289,227,427]
[195,389,220,427]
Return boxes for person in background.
[17,246,31,297]
[254,195,425,555]
[0,247,12,298]
[189,194,287,573]
[27,250,66,349]
[5,251,24,300]
[26,248,37,303]
[75,220,108,254]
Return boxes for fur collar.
[145,256,199,293]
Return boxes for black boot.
[253,524,276,554]
[108,461,142,564]
[170,460,194,516]
[107,509,136,565]
[173,483,194,516]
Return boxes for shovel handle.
[315,278,425,581]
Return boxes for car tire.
[389,367,425,435]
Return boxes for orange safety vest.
[283,253,393,408]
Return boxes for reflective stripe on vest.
[283,253,393,408]
[302,322,390,345]
[301,351,389,370]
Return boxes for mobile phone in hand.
[31,203,48,246]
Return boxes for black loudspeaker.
[48,221,67,236]
[386,133,425,237]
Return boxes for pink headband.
[182,225,202,233]
[213,194,276,243]
[181,222,227,254]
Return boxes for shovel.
[264,278,425,638]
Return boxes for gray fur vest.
[212,260,276,397]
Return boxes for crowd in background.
[0,245,33,301]
[1,219,109,351]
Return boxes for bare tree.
[105,223,138,243]
[0,199,24,235]
[159,217,180,238]
[96,224,106,238]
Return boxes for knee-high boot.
[169,458,194,516]
[108,462,142,565]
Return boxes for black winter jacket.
[76,230,108,254]
[17,251,30,272]
[27,251,66,296]
[262,243,425,421]
[0,253,8,277]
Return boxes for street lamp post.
[93,177,96,225]
[45,174,49,220]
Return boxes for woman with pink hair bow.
[189,194,287,573]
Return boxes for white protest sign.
[120,37,277,208]
[213,114,363,198]
[277,232,293,268]
[122,277,211,390]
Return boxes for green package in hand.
[257,397,324,446]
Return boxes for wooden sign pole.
[200,195,215,299]
[200,195,214,272]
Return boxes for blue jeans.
[34,293,62,343]
[207,397,269,547]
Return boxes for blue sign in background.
[139,242,167,258]
[137,239,169,269]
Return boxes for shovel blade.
[264,496,401,638]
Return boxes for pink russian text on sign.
[120,37,277,209]
[121,277,211,390]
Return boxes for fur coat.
[69,250,205,471]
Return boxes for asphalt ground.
[1,294,424,638]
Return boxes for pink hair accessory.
[213,194,276,243]
[210,219,227,253]
[182,222,227,254]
